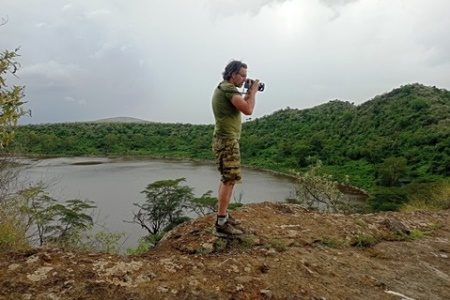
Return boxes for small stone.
[236,284,244,291]
[439,253,448,258]
[235,276,253,284]
[189,279,199,287]
[27,267,54,282]
[230,265,239,273]
[26,255,39,264]
[244,267,251,273]
[200,242,214,254]
[47,293,60,300]
[259,263,270,273]
[63,280,75,288]
[287,230,298,238]
[41,253,52,262]
[260,289,273,298]
[8,264,20,271]
[157,286,169,293]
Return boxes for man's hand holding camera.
[244,78,265,93]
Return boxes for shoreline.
[13,153,368,195]
[12,153,297,178]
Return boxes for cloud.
[21,61,82,80]
[84,9,112,18]
[205,0,290,17]
[64,96,87,105]
[2,0,450,125]
[319,0,359,7]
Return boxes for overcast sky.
[2,0,450,124]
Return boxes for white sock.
[217,215,227,226]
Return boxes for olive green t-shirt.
[211,81,242,139]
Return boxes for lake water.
[18,157,297,250]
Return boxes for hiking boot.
[215,221,243,236]
[227,213,241,226]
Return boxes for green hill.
[12,83,450,194]
[241,84,450,187]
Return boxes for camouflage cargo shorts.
[212,137,242,184]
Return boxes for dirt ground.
[1,202,449,300]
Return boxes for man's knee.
[222,180,235,186]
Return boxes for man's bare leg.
[218,181,234,216]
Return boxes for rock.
[47,293,60,300]
[157,286,169,293]
[235,276,254,284]
[123,274,132,282]
[260,289,273,298]
[40,252,52,262]
[287,230,299,238]
[63,280,75,288]
[228,264,239,273]
[200,242,214,254]
[382,219,410,235]
[95,261,143,277]
[266,248,277,256]
[189,278,199,287]
[236,284,244,291]
[7,264,20,271]
[259,263,270,273]
[27,267,54,282]
[26,255,39,264]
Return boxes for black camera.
[244,78,265,92]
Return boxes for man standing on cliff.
[211,60,260,235]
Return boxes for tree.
[131,178,194,236]
[1,46,29,201]
[0,48,29,149]
[0,45,30,251]
[376,157,408,187]
[289,162,357,213]
[186,190,217,216]
[18,186,96,246]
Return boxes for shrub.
[401,180,450,211]
[0,203,28,252]
[351,234,379,248]
[369,187,408,211]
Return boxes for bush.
[0,203,28,252]
[126,234,163,255]
[401,180,450,211]
[351,234,379,248]
[369,187,408,211]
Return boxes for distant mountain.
[94,117,150,123]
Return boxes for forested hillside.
[13,83,450,194]
[242,84,450,187]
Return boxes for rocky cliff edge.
[1,202,449,299]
